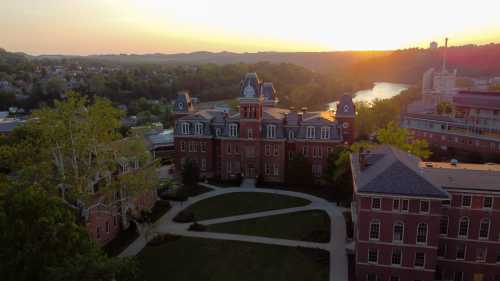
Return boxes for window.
[188,142,194,152]
[369,221,380,240]
[306,126,315,138]
[229,124,238,137]
[106,221,110,233]
[393,199,400,211]
[302,146,308,157]
[416,223,427,244]
[496,251,500,263]
[226,160,232,174]
[402,199,409,212]
[288,130,295,140]
[440,216,448,235]
[264,163,271,176]
[441,200,451,206]
[371,198,381,209]
[479,218,490,239]
[483,197,493,208]
[273,144,279,156]
[247,128,253,138]
[462,195,472,207]
[367,273,377,281]
[392,249,402,265]
[201,158,206,171]
[181,122,190,134]
[456,244,466,260]
[320,127,330,139]
[215,128,222,136]
[288,151,294,160]
[267,125,276,139]
[312,165,322,177]
[393,222,404,242]
[195,122,203,135]
[420,200,430,213]
[273,164,279,176]
[264,144,270,156]
[180,141,186,152]
[476,247,487,261]
[414,252,425,268]
[312,146,321,159]
[458,217,469,238]
[96,226,101,239]
[226,143,232,154]
[368,249,378,263]
[454,272,463,281]
[437,241,447,257]
[201,142,207,152]
[193,142,199,152]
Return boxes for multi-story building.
[351,145,500,281]
[402,90,500,156]
[173,72,356,183]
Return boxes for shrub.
[173,210,195,223]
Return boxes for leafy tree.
[286,153,313,186]
[0,184,139,281]
[323,147,353,205]
[376,121,431,159]
[437,101,453,115]
[182,158,200,188]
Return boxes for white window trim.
[306,126,315,139]
[288,129,295,140]
[393,222,404,243]
[416,223,428,245]
[420,200,430,213]
[369,220,380,241]
[267,124,277,139]
[181,122,190,135]
[458,217,470,239]
[393,199,400,211]
[195,122,203,135]
[368,249,378,264]
[229,124,238,137]
[371,198,381,210]
[478,218,491,240]
[401,199,409,213]
[440,216,449,236]
[320,126,330,139]
[456,244,466,260]
[413,252,425,268]
[483,196,493,209]
[391,248,402,266]
[461,195,472,208]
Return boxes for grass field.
[138,236,329,281]
[179,192,311,221]
[207,210,331,242]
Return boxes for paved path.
[119,184,347,281]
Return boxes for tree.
[286,153,313,186]
[182,158,200,188]
[436,101,453,115]
[0,184,139,281]
[323,147,353,205]
[376,121,431,159]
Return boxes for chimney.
[298,112,303,124]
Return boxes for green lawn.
[207,210,331,242]
[180,192,311,221]
[138,236,329,281]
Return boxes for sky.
[1,0,500,55]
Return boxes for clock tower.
[336,94,356,144]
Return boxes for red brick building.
[173,72,356,182]
[351,145,500,281]
[402,91,500,156]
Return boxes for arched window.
[195,122,203,135]
[369,220,380,240]
[393,222,404,242]
[228,123,238,137]
[181,122,190,135]
[416,223,427,244]
[458,217,469,238]
[479,218,490,239]
[267,124,277,138]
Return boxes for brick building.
[351,145,500,281]
[173,72,356,183]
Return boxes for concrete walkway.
[119,184,347,281]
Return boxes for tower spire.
[442,37,448,72]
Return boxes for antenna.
[442,37,449,71]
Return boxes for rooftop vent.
[450,159,458,166]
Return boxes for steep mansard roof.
[240,72,261,98]
[351,145,449,199]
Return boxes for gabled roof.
[352,145,449,199]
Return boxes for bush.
[188,222,207,232]
[173,210,195,223]
[148,200,172,222]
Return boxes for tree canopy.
[376,121,431,159]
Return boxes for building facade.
[351,145,500,281]
[173,72,356,183]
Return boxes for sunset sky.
[1,0,500,55]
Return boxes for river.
[328,82,409,110]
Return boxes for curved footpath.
[119,183,348,281]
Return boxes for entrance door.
[246,166,255,178]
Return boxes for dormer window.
[306,126,315,139]
[267,125,276,139]
[181,122,190,135]
[177,102,184,110]
[215,128,221,137]
[229,124,238,137]
[195,122,203,135]
[320,127,330,139]
[288,130,295,140]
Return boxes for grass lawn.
[207,210,330,242]
[138,236,329,281]
[180,192,311,221]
